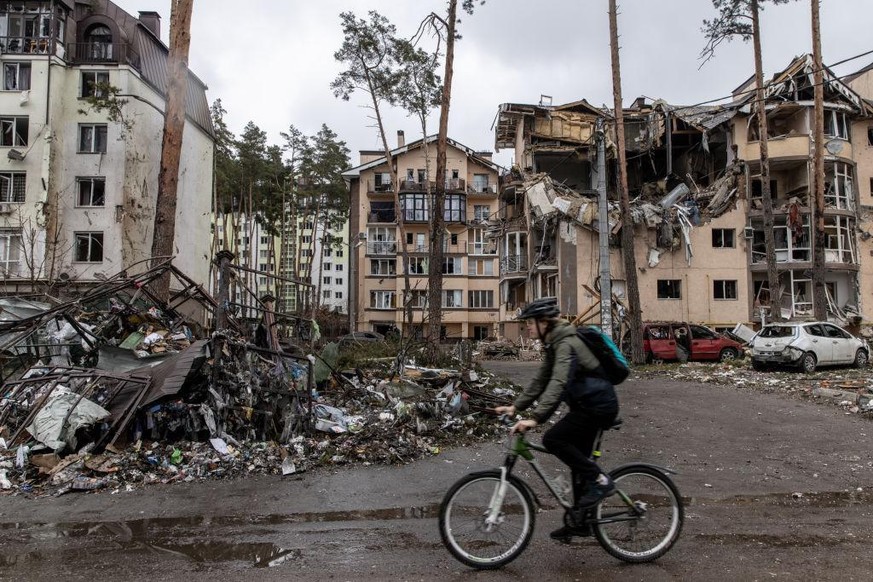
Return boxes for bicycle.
[438,415,684,569]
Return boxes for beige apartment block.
[343,133,502,341]
[494,54,873,342]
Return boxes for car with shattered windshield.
[749,322,868,373]
[633,322,745,363]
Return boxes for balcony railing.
[368,179,394,193]
[468,183,496,194]
[409,242,468,253]
[65,42,140,67]
[445,178,465,191]
[469,242,497,255]
[367,241,397,255]
[0,35,53,55]
[367,209,396,223]
[500,254,528,274]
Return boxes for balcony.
[445,178,465,192]
[367,179,394,194]
[367,207,396,223]
[468,182,496,195]
[367,241,397,255]
[469,242,497,255]
[66,42,140,67]
[500,254,528,275]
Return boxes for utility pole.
[595,118,612,339]
[811,0,827,320]
[608,0,642,362]
[150,0,194,301]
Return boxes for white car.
[750,322,869,373]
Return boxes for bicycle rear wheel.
[439,471,535,569]
[593,465,683,563]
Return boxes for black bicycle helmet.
[517,297,560,320]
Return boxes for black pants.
[542,408,617,487]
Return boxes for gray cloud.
[115,0,873,169]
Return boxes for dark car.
[636,322,745,363]
[338,331,385,348]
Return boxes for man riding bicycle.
[495,297,620,540]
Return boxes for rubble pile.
[639,361,873,415]
[0,361,517,497]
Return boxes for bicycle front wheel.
[439,471,536,570]
[593,465,684,563]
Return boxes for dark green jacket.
[514,321,618,422]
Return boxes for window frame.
[2,62,30,91]
[73,231,104,263]
[80,70,109,99]
[76,177,105,207]
[468,290,494,308]
[713,279,738,301]
[0,228,22,276]
[0,171,25,203]
[656,279,682,300]
[78,123,107,153]
[711,228,735,249]
[0,116,28,147]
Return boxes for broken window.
[370,259,395,275]
[370,290,395,309]
[78,123,107,153]
[824,162,854,210]
[367,227,396,254]
[76,177,105,206]
[442,256,463,275]
[711,229,735,248]
[74,232,103,262]
[473,205,490,223]
[442,290,462,308]
[472,174,490,193]
[0,116,27,146]
[0,228,22,275]
[750,179,778,200]
[406,256,427,275]
[713,280,737,300]
[0,171,25,202]
[868,127,873,147]
[407,289,428,308]
[823,216,856,264]
[656,279,681,300]
[405,232,425,252]
[3,62,30,91]
[368,201,395,223]
[824,110,849,141]
[373,172,392,192]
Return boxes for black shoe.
[550,523,592,542]
[574,477,616,508]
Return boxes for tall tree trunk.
[752,0,781,321]
[427,0,457,356]
[150,0,193,300]
[811,0,827,320]
[608,0,644,364]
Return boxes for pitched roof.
[342,135,502,178]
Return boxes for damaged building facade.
[344,134,502,340]
[0,1,213,293]
[494,54,873,339]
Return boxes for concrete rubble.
[0,259,518,498]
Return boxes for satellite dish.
[825,140,844,155]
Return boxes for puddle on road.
[0,504,440,569]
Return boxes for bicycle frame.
[491,426,677,526]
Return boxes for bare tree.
[701,0,796,322]
[608,0,644,364]
[150,0,194,300]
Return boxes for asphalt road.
[1,361,872,581]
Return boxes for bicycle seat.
[607,417,623,430]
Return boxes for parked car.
[338,331,385,348]
[749,321,869,373]
[634,322,745,363]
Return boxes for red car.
[636,322,745,363]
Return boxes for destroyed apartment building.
[492,54,873,339]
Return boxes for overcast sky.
[113,0,873,169]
